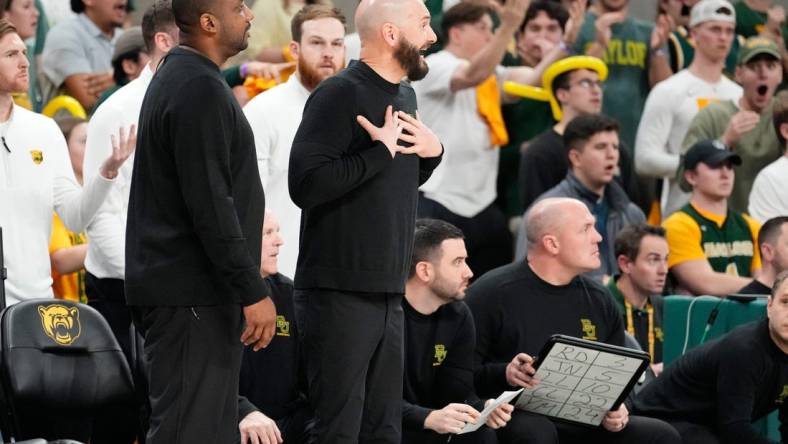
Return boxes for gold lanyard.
[625,301,654,361]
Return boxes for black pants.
[667,420,720,444]
[402,425,498,444]
[84,273,137,443]
[294,289,403,444]
[497,410,680,444]
[418,196,512,279]
[86,273,132,362]
[131,304,244,444]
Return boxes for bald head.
[356,0,399,41]
[356,0,426,41]
[526,198,586,250]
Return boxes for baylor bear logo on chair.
[37,304,81,345]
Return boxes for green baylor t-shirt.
[574,12,654,151]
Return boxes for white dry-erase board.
[514,335,650,427]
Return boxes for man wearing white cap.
[635,0,742,218]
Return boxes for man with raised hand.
[288,0,443,441]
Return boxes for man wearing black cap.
[662,139,762,296]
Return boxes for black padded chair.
[0,299,134,442]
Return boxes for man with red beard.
[244,4,346,279]
[287,0,443,441]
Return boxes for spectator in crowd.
[749,89,788,222]
[519,56,638,212]
[94,25,148,109]
[632,270,788,444]
[401,218,511,443]
[0,18,132,307]
[683,36,783,214]
[734,0,788,70]
[244,4,345,278]
[287,0,442,440]
[498,0,579,219]
[238,211,312,444]
[0,0,44,110]
[607,224,669,376]
[50,116,88,303]
[415,0,555,278]
[516,114,646,283]
[574,0,673,151]
[83,0,175,371]
[125,0,277,439]
[661,0,742,75]
[41,0,127,111]
[468,197,680,444]
[663,140,761,296]
[740,216,788,294]
[636,0,741,218]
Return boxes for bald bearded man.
[467,198,680,444]
[287,0,443,442]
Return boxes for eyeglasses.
[571,79,604,90]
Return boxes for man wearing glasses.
[519,55,638,212]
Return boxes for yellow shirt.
[662,203,761,273]
[49,213,87,303]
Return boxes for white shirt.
[634,69,742,217]
[415,50,503,218]
[0,103,113,305]
[243,74,311,278]
[748,156,788,223]
[82,65,153,279]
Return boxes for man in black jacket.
[237,211,311,444]
[287,0,442,441]
[402,219,511,443]
[125,0,276,441]
[468,197,679,444]
[632,271,788,444]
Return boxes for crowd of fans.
[2,0,788,442]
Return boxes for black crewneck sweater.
[289,60,442,293]
[126,47,269,306]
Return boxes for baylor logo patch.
[275,315,290,337]
[580,318,597,341]
[38,304,81,346]
[776,385,788,404]
[433,344,447,366]
[30,150,43,165]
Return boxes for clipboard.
[514,335,650,427]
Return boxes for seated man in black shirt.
[632,270,788,444]
[740,216,788,295]
[467,197,679,444]
[402,219,512,443]
[237,211,311,444]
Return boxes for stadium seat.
[0,299,134,442]
[662,295,776,440]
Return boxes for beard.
[298,56,342,91]
[393,36,429,81]
[430,274,467,302]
